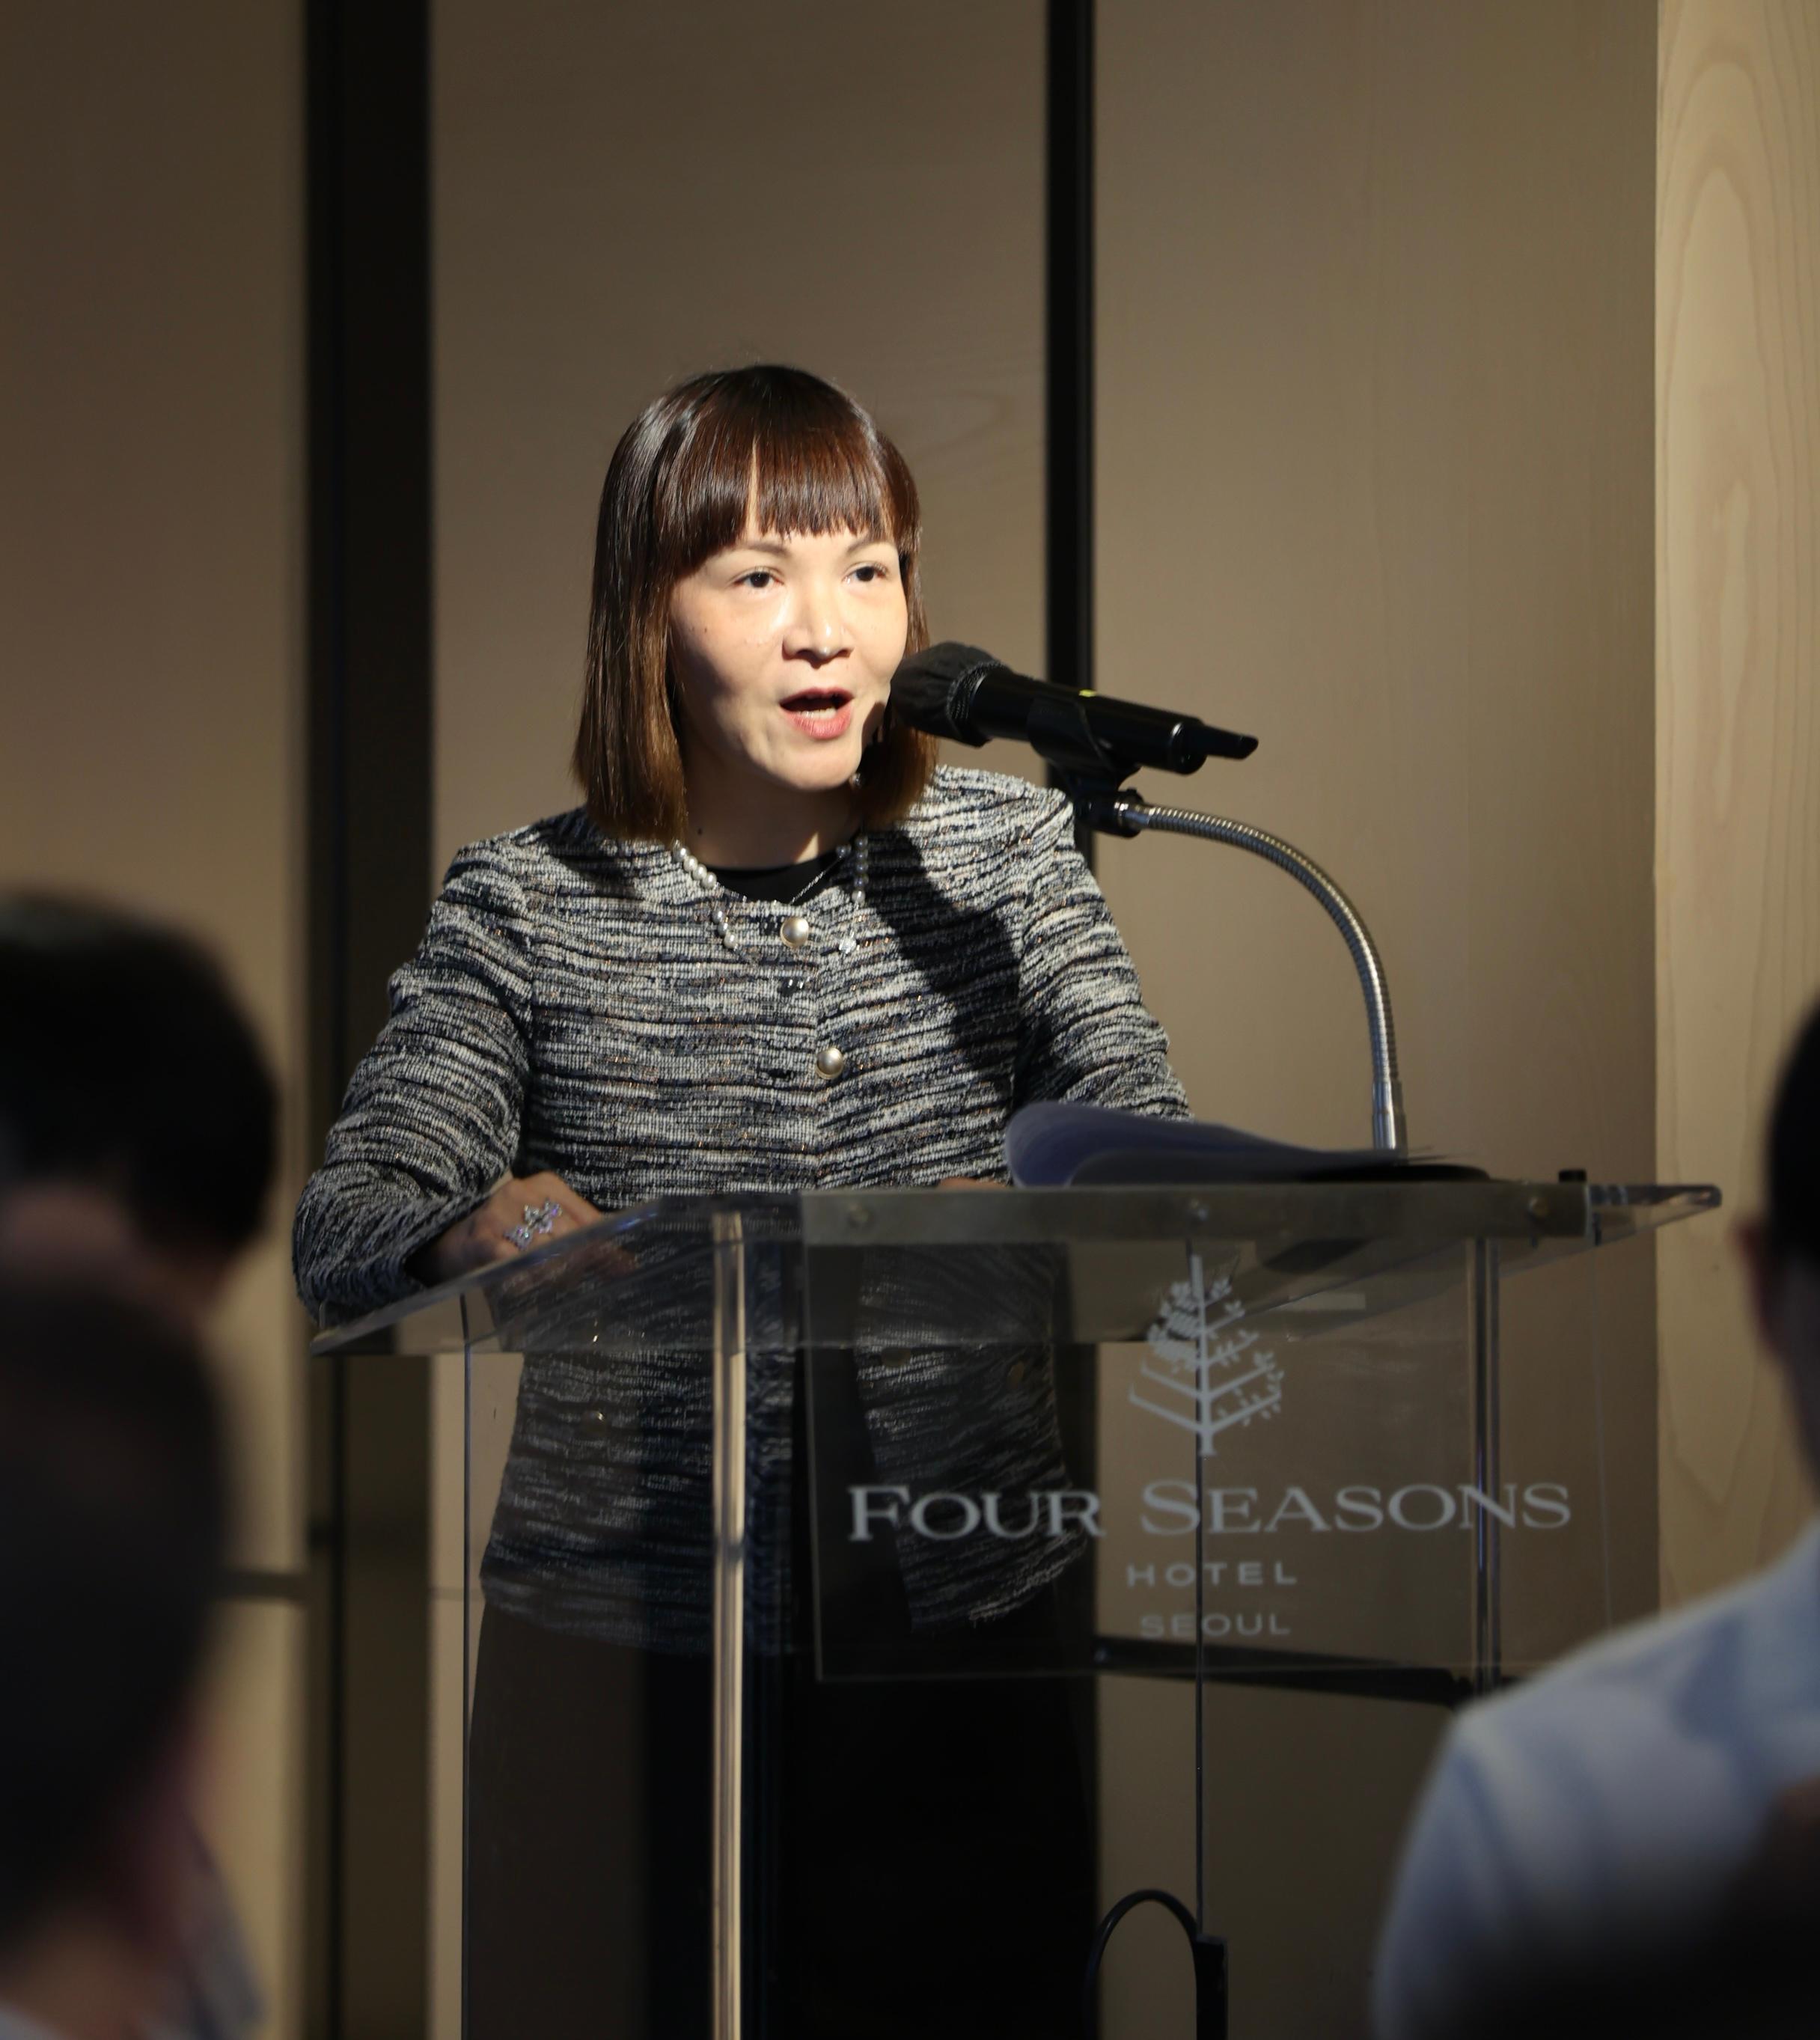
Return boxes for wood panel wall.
[1658,0,1820,1605]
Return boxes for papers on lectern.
[1004,1102,1477,1188]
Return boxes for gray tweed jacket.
[295,765,1186,1317]
[293,764,1188,1645]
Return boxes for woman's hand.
[411,1171,604,1286]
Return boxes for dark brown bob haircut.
[573,364,938,843]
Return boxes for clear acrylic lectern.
[314,1177,1716,2040]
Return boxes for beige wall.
[432,0,1048,871]
[1092,6,1658,2033]
[0,4,307,2031]
[1097,0,1657,1178]
[1657,0,1820,1607]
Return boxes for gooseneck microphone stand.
[1081,787,1407,1152]
[1047,704,1408,1155]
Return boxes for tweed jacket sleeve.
[293,840,533,1320]
[1013,790,1189,1119]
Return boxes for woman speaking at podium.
[295,364,1186,2036]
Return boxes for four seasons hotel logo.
[1132,1254,1283,1456]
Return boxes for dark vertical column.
[1046,0,1095,707]
[1045,0,1104,1997]
[304,1,434,2035]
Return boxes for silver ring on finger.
[505,1198,562,1249]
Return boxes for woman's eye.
[736,569,778,589]
[850,563,891,584]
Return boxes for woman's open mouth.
[779,688,855,740]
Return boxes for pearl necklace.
[670,834,869,951]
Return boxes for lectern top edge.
[308,1179,1720,1356]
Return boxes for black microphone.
[889,642,1257,778]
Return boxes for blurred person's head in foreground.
[0,896,276,1320]
[1743,999,1820,1474]
[0,1280,227,2040]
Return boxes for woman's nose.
[783,578,851,663]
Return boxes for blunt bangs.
[655,367,920,575]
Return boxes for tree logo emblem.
[1132,1253,1283,1456]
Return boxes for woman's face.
[667,516,909,809]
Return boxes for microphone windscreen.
[898,641,1002,686]
[888,642,1004,742]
